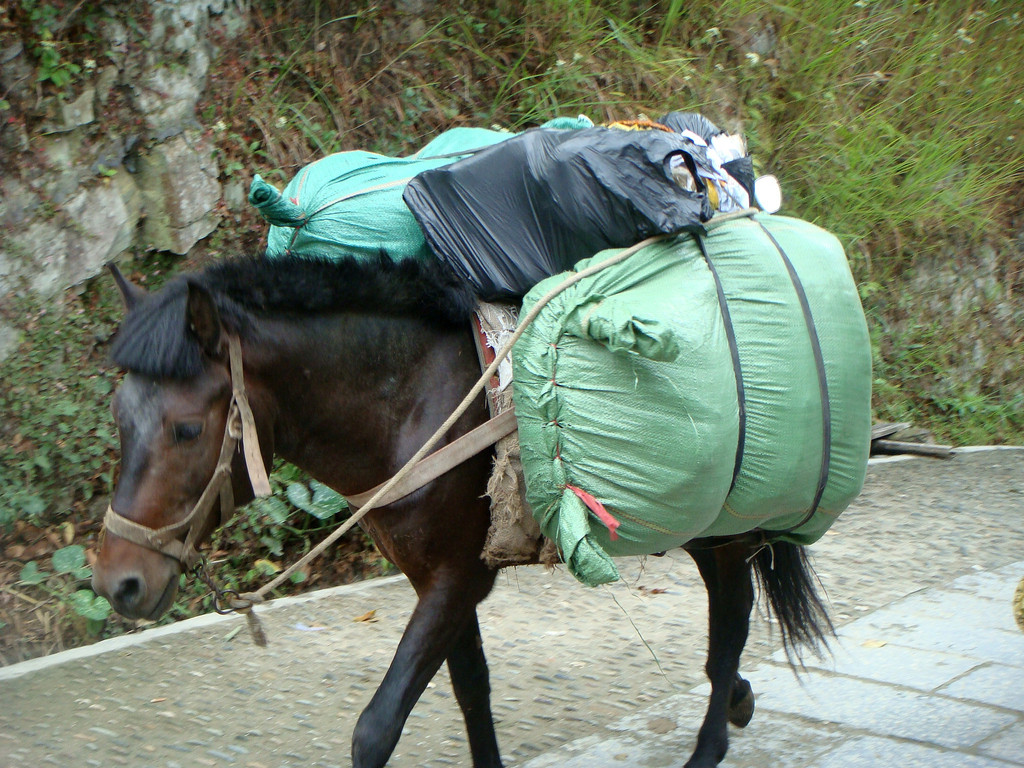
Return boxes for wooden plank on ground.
[871,439,954,459]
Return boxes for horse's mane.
[109,252,478,379]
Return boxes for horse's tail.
[752,540,834,663]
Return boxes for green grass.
[757,2,1024,271]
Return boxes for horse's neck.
[249,313,478,496]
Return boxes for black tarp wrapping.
[402,126,715,300]
[659,111,723,140]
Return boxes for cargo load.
[511,213,872,586]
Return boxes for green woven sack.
[248,118,593,260]
[512,213,872,586]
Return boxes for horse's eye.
[172,422,203,444]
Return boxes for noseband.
[103,335,272,568]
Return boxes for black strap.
[693,233,746,493]
[756,220,832,535]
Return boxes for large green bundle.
[512,213,872,586]
[248,118,591,260]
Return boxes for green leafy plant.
[17,545,112,634]
[32,35,81,88]
[0,286,120,529]
[16,0,112,90]
[225,462,349,560]
[285,478,348,521]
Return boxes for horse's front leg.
[351,573,500,768]
[685,541,756,768]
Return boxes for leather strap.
[344,408,518,509]
[755,220,832,536]
[693,232,746,494]
[228,336,272,497]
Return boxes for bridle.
[102,335,272,568]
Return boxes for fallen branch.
[0,586,47,607]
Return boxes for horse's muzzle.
[92,542,181,621]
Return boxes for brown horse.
[92,252,831,768]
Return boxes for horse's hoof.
[684,747,727,768]
[728,678,755,728]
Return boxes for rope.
[231,232,677,639]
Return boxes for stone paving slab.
[790,635,983,691]
[809,736,1016,768]
[982,722,1024,765]
[749,651,1018,752]
[942,662,1024,712]
[1,448,1023,768]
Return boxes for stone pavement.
[1,448,1023,768]
[521,559,1024,768]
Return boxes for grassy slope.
[208,0,1023,442]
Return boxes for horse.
[91,251,832,768]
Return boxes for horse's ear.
[185,281,223,358]
[107,262,147,310]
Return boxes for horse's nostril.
[114,576,144,609]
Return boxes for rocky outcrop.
[0,1,245,306]
[1,172,142,298]
[135,132,222,255]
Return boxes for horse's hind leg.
[447,612,503,767]
[685,541,756,768]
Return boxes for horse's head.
[92,266,267,620]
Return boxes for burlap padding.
[475,302,558,568]
[482,430,544,567]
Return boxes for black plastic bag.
[659,111,756,204]
[403,126,713,300]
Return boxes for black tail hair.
[752,540,834,663]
